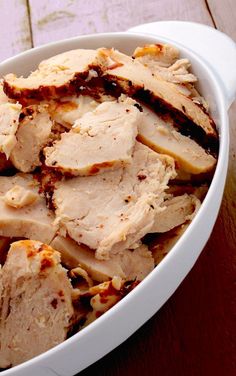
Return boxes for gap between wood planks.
[26,0,34,48]
[205,0,217,28]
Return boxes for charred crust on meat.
[156,43,163,51]
[137,174,147,181]
[40,256,54,271]
[50,298,58,309]
[89,161,114,175]
[3,66,102,101]
[134,88,219,154]
[124,195,132,203]
[37,164,63,210]
[134,102,143,112]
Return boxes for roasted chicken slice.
[10,105,53,173]
[51,236,154,282]
[3,49,101,100]
[48,95,100,128]
[0,102,21,158]
[0,174,57,243]
[0,240,74,368]
[100,48,217,139]
[133,44,197,84]
[45,97,140,176]
[151,194,200,233]
[53,142,175,260]
[138,105,216,174]
[3,47,217,140]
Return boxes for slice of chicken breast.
[3,48,216,140]
[51,236,154,282]
[45,97,140,176]
[0,82,9,104]
[10,105,53,172]
[151,194,200,233]
[133,44,197,84]
[53,142,176,260]
[0,174,57,243]
[137,105,216,174]
[0,102,21,158]
[48,95,100,128]
[100,48,217,139]
[3,49,102,100]
[0,240,74,368]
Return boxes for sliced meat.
[45,98,140,176]
[119,244,154,281]
[3,47,216,141]
[133,44,180,66]
[99,48,217,139]
[3,185,38,208]
[48,95,100,128]
[3,49,102,101]
[53,142,176,260]
[0,102,21,158]
[51,236,154,282]
[137,105,216,174]
[133,46,209,110]
[50,236,125,281]
[148,224,188,265]
[133,44,197,84]
[0,240,74,368]
[0,82,9,104]
[0,174,57,243]
[82,279,123,327]
[10,105,53,172]
[151,194,200,233]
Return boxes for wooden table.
[0,1,235,375]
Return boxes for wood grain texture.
[0,0,32,61]
[208,0,236,40]
[28,0,213,46]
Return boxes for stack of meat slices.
[0,43,217,367]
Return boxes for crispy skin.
[3,49,103,101]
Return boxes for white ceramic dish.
[0,21,236,376]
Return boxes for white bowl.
[0,21,236,376]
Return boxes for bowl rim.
[0,31,229,375]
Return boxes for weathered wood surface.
[208,0,236,40]
[0,1,235,375]
[27,0,213,46]
[0,0,31,61]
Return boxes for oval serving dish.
[0,21,236,376]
